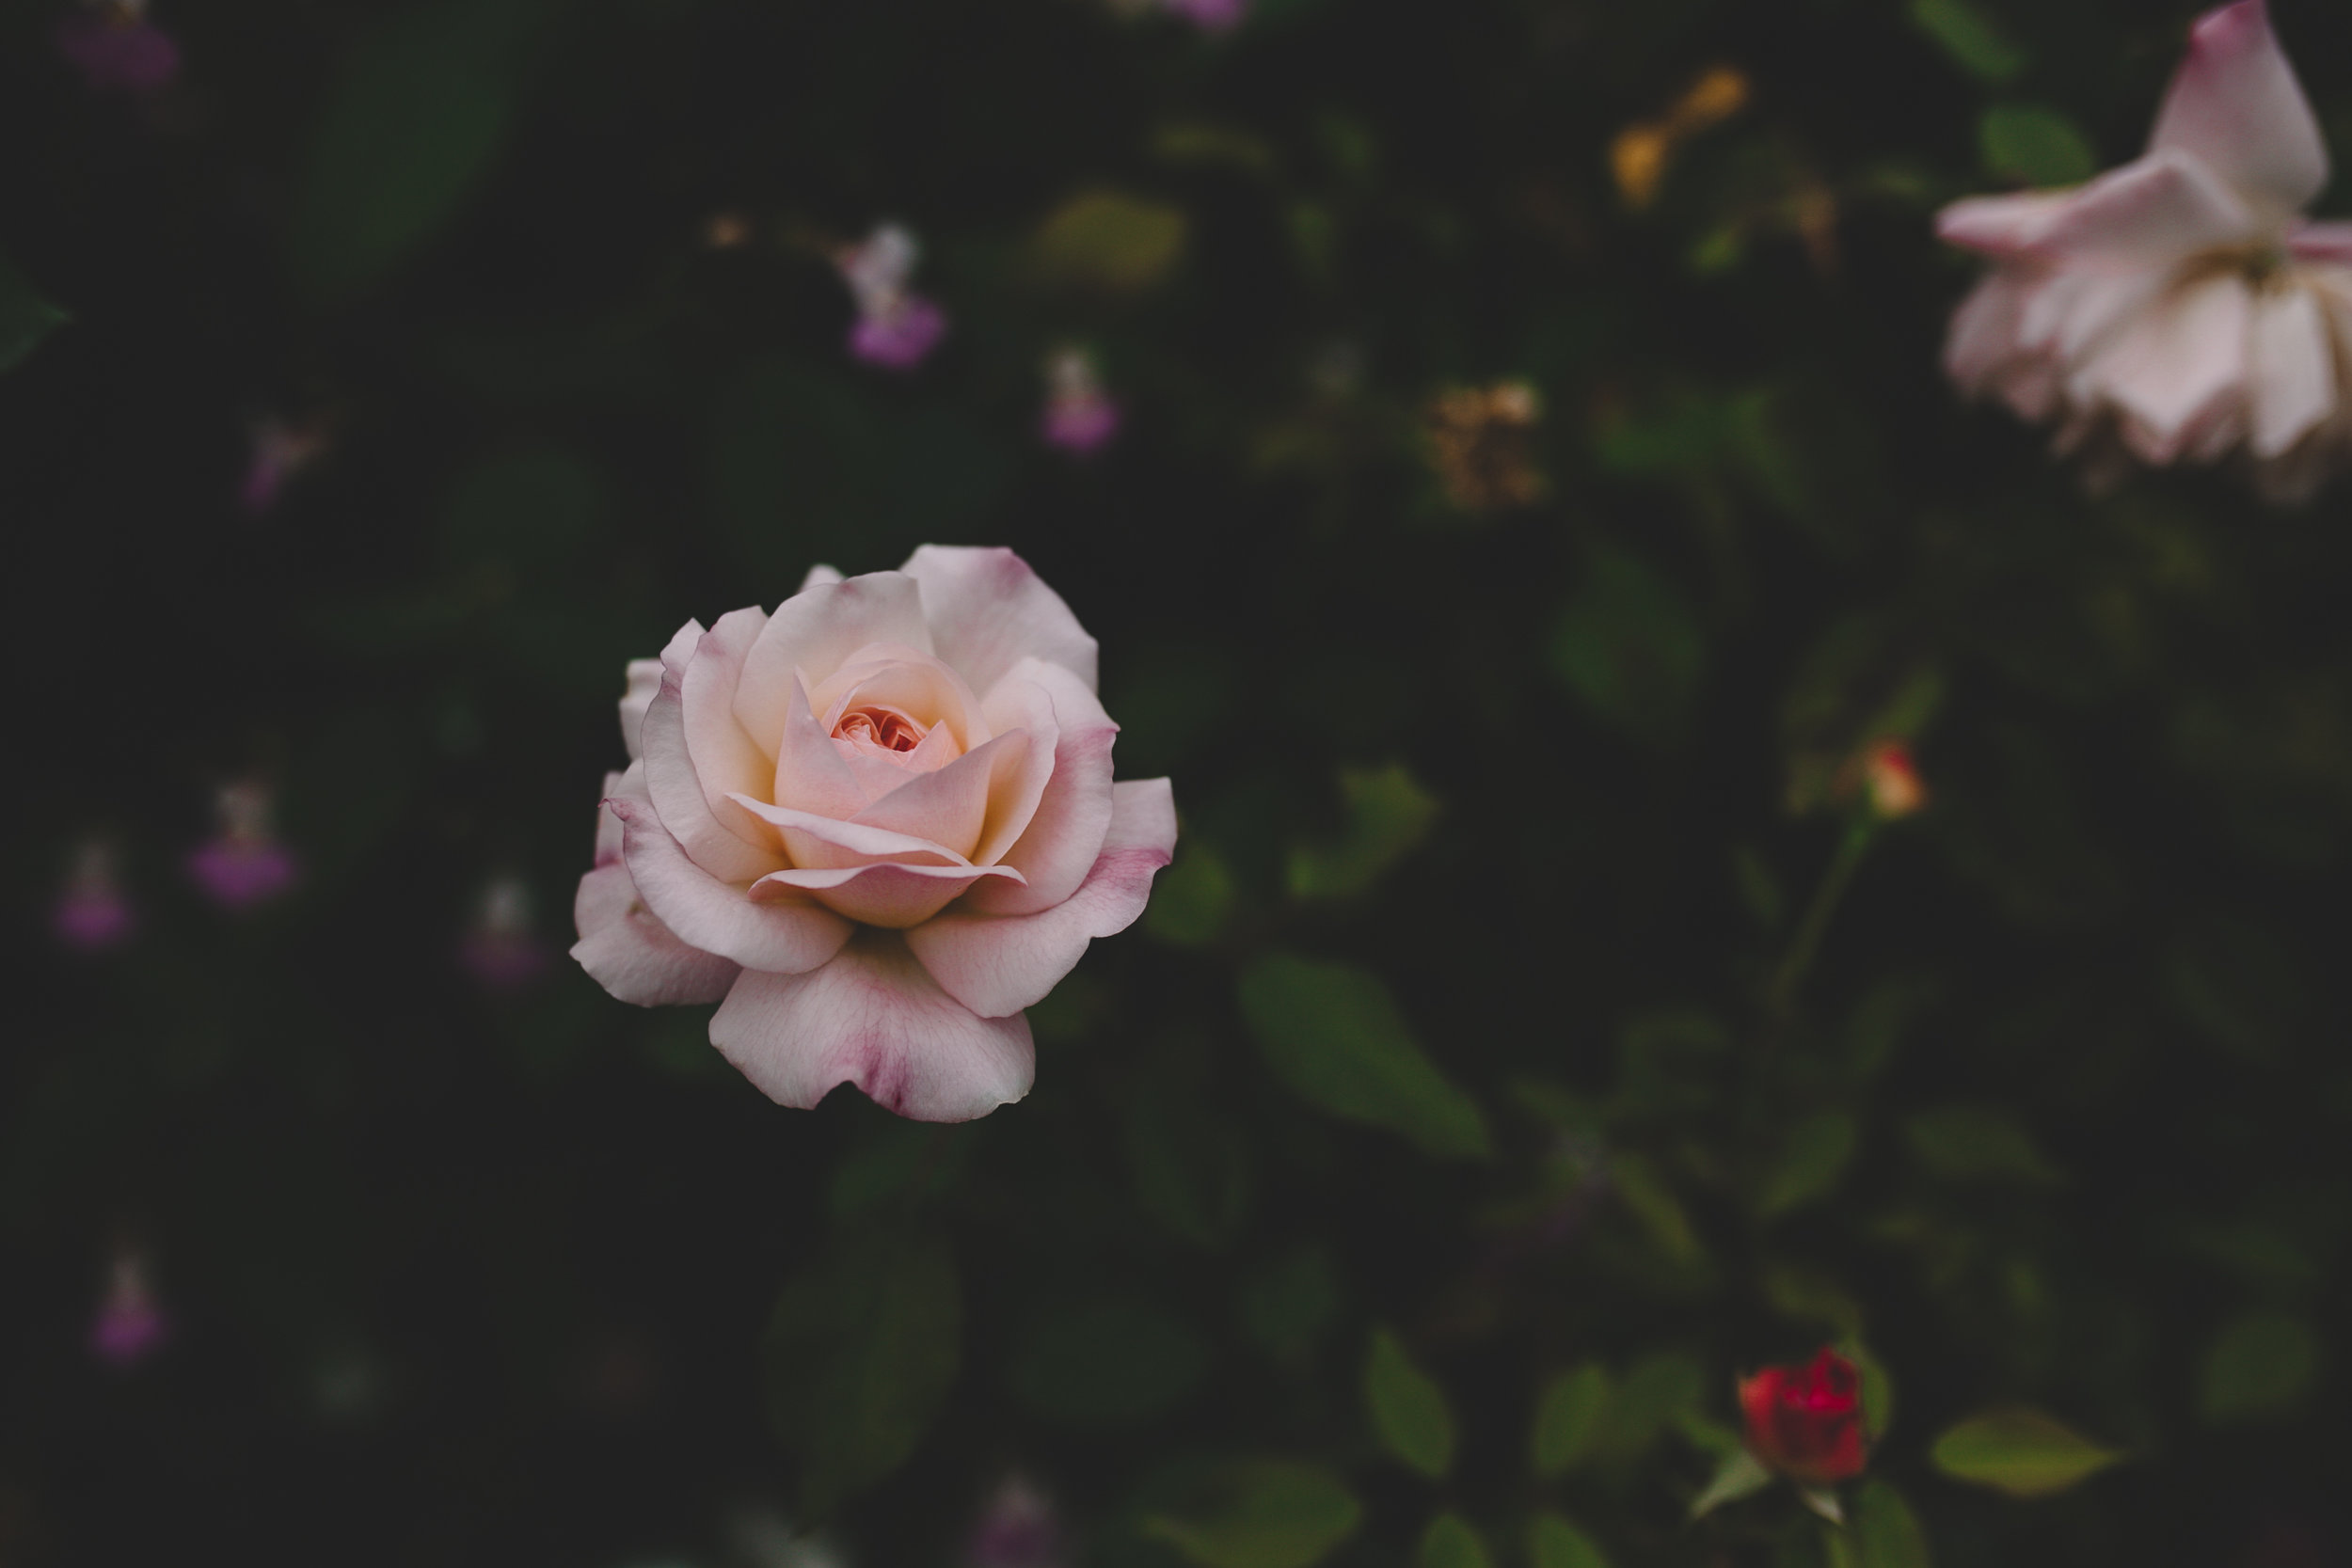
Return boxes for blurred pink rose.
[838,224,948,371]
[572,546,1176,1123]
[56,838,135,951]
[188,780,298,911]
[1939,1,2352,499]
[89,1248,168,1369]
[1041,348,1121,455]
[56,1,179,94]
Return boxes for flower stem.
[1769,816,1876,1018]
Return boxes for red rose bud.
[1861,739,1926,819]
[1739,1348,1867,1484]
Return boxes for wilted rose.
[1739,1348,1867,1484]
[1939,1,2352,499]
[572,546,1176,1123]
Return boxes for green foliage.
[1237,954,1492,1159]
[290,0,546,302]
[1527,1512,1612,1568]
[1141,1461,1362,1568]
[0,250,68,373]
[1364,1328,1456,1478]
[760,1234,962,1518]
[1850,1481,1934,1568]
[1930,1408,2123,1497]
[2197,1310,2322,1423]
[1689,1447,1772,1518]
[1978,104,2097,188]
[1416,1513,1494,1568]
[1904,1104,2064,1187]
[1531,1363,1612,1476]
[1549,544,1706,743]
[1009,1296,1211,1426]
[1909,0,2028,84]
[1031,191,1190,294]
[1759,1111,1859,1217]
[1285,764,1440,901]
[1149,845,1240,946]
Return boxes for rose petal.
[642,659,788,884]
[810,641,990,753]
[1942,150,2255,266]
[734,572,935,752]
[2286,221,2352,264]
[680,607,791,849]
[726,793,974,870]
[754,860,1024,928]
[1945,271,2032,396]
[800,562,845,592]
[2077,274,2254,463]
[593,771,628,866]
[773,674,875,820]
[2148,0,2327,224]
[851,727,1038,863]
[610,770,853,974]
[962,658,1116,914]
[902,545,1100,695]
[709,932,1035,1121]
[621,656,667,761]
[571,862,741,1005]
[905,778,1175,1018]
[2249,284,2337,458]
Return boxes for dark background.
[6,0,2352,1563]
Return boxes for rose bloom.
[1739,1348,1867,1485]
[1940,1,2352,500]
[572,546,1176,1123]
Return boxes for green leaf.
[1608,1155,1704,1267]
[760,1234,961,1517]
[1365,1328,1456,1478]
[1549,544,1706,743]
[1532,1363,1613,1476]
[1904,1104,2063,1186]
[1690,1447,1772,1518]
[0,250,70,373]
[1759,1112,1859,1217]
[1031,190,1189,294]
[1930,1408,2122,1498]
[1851,1480,1933,1568]
[1909,0,2027,84]
[1979,104,2096,189]
[1147,843,1238,947]
[1238,954,1492,1159]
[1009,1296,1211,1426]
[289,0,545,303]
[2198,1310,2321,1423]
[1142,1461,1362,1568]
[1600,1352,1707,1460]
[1285,763,1441,901]
[1418,1513,1494,1568]
[1238,1248,1342,1370]
[1528,1512,1612,1568]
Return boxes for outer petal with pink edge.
[709,932,1035,1121]
[2147,0,2327,224]
[641,635,787,884]
[609,776,854,974]
[906,778,1176,1019]
[572,862,741,1005]
[901,545,1101,694]
[1942,151,2253,266]
[754,860,1024,928]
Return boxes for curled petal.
[726,793,972,870]
[753,860,1024,928]
[572,862,741,1006]
[902,545,1100,695]
[593,771,628,867]
[621,657,666,761]
[852,727,1039,864]
[1941,150,2255,265]
[773,675,874,820]
[2149,0,2327,223]
[709,932,1035,1121]
[964,658,1117,915]
[642,663,787,883]
[2248,285,2337,458]
[800,562,846,592]
[907,778,1176,1018]
[682,607,787,848]
[734,573,934,753]
[610,778,853,974]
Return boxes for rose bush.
[1739,1348,1868,1485]
[571,546,1176,1122]
[1939,0,2352,499]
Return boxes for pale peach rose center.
[833,705,930,766]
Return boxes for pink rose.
[571,546,1176,1123]
[1938,1,2352,499]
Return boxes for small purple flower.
[837,224,948,371]
[89,1249,169,1369]
[1162,0,1247,31]
[240,416,327,515]
[459,875,551,992]
[56,839,135,952]
[187,781,298,911]
[968,1477,1063,1568]
[56,1,180,93]
[1041,348,1121,455]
